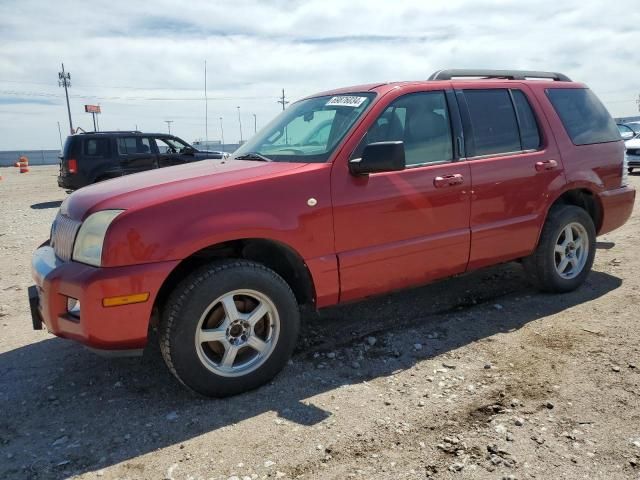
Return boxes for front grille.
[627,149,639,156]
[51,213,81,262]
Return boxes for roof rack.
[78,130,142,135]
[428,69,571,82]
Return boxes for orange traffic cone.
[19,156,29,173]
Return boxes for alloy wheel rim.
[194,289,279,377]
[554,222,589,280]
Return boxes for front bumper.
[598,185,636,235]
[628,154,640,167]
[30,245,179,351]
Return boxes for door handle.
[535,159,558,172]
[433,174,464,188]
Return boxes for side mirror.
[349,141,405,176]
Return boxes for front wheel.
[629,167,635,174]
[523,205,596,293]
[159,260,300,397]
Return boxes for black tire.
[159,260,300,397]
[629,167,635,174]
[523,205,596,293]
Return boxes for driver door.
[331,89,472,302]
[154,137,194,167]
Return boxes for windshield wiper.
[234,152,273,162]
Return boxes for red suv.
[29,69,635,397]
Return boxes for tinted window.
[546,88,620,145]
[117,137,151,154]
[464,89,521,156]
[356,91,453,166]
[155,137,190,154]
[83,138,110,158]
[511,90,541,150]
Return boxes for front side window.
[155,137,191,154]
[354,91,453,166]
[464,89,521,156]
[546,88,620,145]
[233,93,375,163]
[117,137,151,155]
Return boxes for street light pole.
[219,117,225,148]
[237,106,243,143]
[253,113,257,133]
[164,120,173,135]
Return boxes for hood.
[61,159,306,220]
[625,137,640,149]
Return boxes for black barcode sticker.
[326,96,367,108]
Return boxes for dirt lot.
[1,165,639,480]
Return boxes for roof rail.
[428,69,571,82]
[78,130,142,135]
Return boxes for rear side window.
[83,138,110,158]
[511,90,541,150]
[464,89,521,156]
[546,88,620,145]
[117,137,152,154]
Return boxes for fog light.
[67,297,80,318]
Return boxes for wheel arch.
[541,186,603,240]
[151,238,316,325]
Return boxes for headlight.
[72,210,124,266]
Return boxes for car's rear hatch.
[59,136,79,176]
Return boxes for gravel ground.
[1,165,639,480]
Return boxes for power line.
[0,89,273,102]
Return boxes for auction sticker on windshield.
[326,96,367,108]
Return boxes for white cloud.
[0,0,638,149]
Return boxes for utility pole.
[237,106,243,143]
[204,60,209,142]
[219,117,225,148]
[57,122,63,150]
[253,113,257,133]
[277,88,289,111]
[165,120,173,134]
[58,63,73,134]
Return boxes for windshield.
[233,93,375,163]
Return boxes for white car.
[626,134,640,173]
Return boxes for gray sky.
[0,0,638,150]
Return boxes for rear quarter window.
[83,138,110,158]
[546,88,620,145]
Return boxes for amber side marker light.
[102,293,150,308]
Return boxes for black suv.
[57,131,227,190]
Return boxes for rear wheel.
[523,205,596,293]
[159,260,300,397]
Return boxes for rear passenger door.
[117,136,158,175]
[456,86,565,269]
